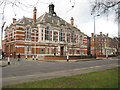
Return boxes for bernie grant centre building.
[2,4,89,60]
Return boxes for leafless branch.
[90,0,120,22]
[0,0,42,23]
[0,0,4,6]
[2,0,7,21]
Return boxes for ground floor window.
[76,50,80,54]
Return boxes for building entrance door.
[60,46,64,55]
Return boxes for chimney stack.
[33,7,37,23]
[91,33,94,37]
[106,33,109,37]
[100,32,102,36]
[70,17,74,26]
[13,18,16,23]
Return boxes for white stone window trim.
[25,26,31,40]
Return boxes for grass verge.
[3,67,119,88]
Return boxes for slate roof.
[12,11,90,37]
[17,17,33,25]
[15,12,81,31]
[94,34,109,39]
[37,13,69,26]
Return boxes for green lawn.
[3,67,119,88]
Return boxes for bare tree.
[0,0,40,50]
[0,0,40,21]
[90,0,120,22]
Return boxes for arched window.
[25,27,31,40]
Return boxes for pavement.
[0,58,19,67]
[0,56,117,67]
[1,56,120,87]
[0,58,96,67]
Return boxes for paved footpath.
[1,56,120,86]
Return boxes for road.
[2,57,120,86]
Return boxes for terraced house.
[2,4,88,59]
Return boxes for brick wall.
[44,56,95,60]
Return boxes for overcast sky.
[0,0,118,46]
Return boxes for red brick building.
[90,32,116,55]
[2,4,88,59]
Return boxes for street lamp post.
[114,37,120,55]
[1,22,6,59]
[93,15,100,57]
[34,29,38,60]
[34,30,36,60]
[32,29,37,60]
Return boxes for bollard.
[67,59,69,62]
[36,55,38,60]
[106,50,108,59]
[106,56,108,59]
[32,56,34,60]
[67,55,69,62]
[8,57,10,65]
[25,56,27,60]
